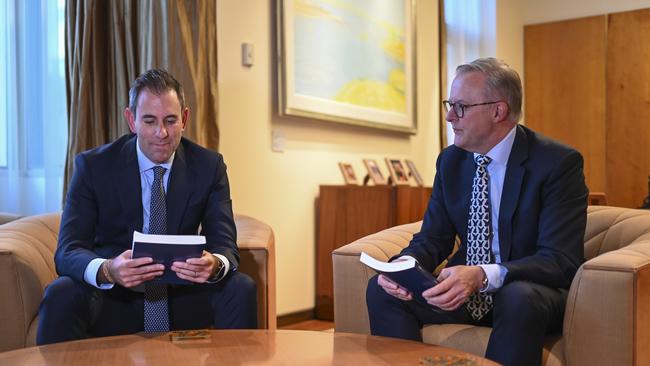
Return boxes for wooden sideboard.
[316,185,432,320]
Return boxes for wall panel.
[606,9,650,208]
[524,16,607,193]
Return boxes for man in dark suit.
[366,58,588,366]
[37,69,257,345]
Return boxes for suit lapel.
[118,135,144,233]
[166,141,192,234]
[498,125,528,262]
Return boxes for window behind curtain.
[0,0,68,214]
[443,0,496,146]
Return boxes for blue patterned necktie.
[144,166,170,332]
[466,155,493,320]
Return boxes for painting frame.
[338,162,359,185]
[363,159,388,185]
[276,0,417,134]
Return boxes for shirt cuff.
[84,258,114,290]
[206,254,230,283]
[478,264,508,292]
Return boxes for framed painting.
[277,0,417,133]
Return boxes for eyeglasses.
[442,100,500,118]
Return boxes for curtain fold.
[64,0,219,196]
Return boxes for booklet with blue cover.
[131,231,206,285]
[360,252,439,305]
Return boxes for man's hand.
[422,265,485,311]
[377,274,414,301]
[171,250,219,283]
[105,249,165,288]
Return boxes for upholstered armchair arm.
[0,214,59,352]
[563,238,650,366]
[332,221,422,334]
[234,214,277,329]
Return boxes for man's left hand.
[171,250,219,283]
[422,265,485,311]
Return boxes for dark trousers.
[366,274,567,366]
[36,271,257,345]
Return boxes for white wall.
[217,1,440,316]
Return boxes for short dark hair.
[128,68,185,116]
[456,58,522,122]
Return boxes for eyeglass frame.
[442,100,502,118]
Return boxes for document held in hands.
[360,252,439,305]
[131,231,206,285]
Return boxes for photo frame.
[277,0,417,133]
[385,158,410,185]
[363,159,388,185]
[338,162,358,185]
[404,159,424,186]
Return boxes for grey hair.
[456,58,522,122]
[128,68,185,116]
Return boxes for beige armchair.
[0,212,276,352]
[333,206,650,365]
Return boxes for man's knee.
[493,281,549,321]
[38,276,92,345]
[42,276,89,310]
[366,274,382,299]
[226,272,257,301]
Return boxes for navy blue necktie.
[144,166,170,332]
[466,155,493,320]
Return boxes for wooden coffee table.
[0,330,498,365]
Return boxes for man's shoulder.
[179,137,223,164]
[518,124,581,160]
[76,134,135,163]
[438,144,472,165]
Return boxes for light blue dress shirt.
[475,125,517,292]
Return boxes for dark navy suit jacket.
[55,134,238,281]
[400,125,588,290]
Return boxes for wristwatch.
[480,276,489,291]
[208,257,225,282]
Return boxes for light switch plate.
[242,43,254,67]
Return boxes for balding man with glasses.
[366,58,588,366]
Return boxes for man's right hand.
[377,274,413,301]
[103,250,165,288]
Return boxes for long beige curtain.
[438,0,448,148]
[64,0,219,195]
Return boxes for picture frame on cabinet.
[363,159,388,185]
[404,159,424,186]
[338,162,359,185]
[385,158,410,185]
